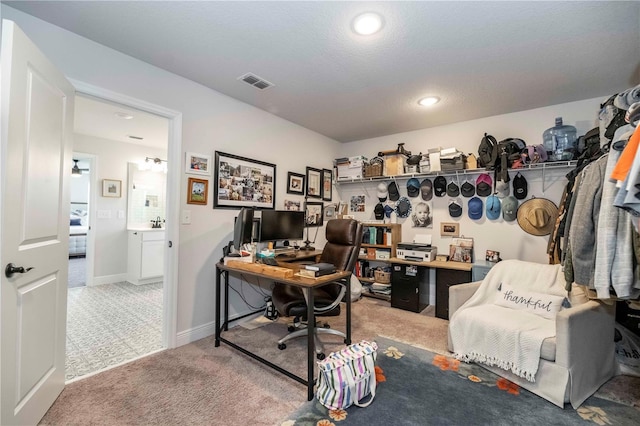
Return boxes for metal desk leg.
[306,287,315,401]
[215,266,221,347]
[345,278,352,345]
[224,270,229,331]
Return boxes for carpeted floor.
[284,337,639,425]
[41,297,640,425]
[66,281,164,381]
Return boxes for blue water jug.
[542,117,577,161]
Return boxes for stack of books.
[370,282,391,296]
[299,262,336,278]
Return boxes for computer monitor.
[230,207,255,256]
[259,210,304,247]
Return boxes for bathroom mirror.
[127,162,167,228]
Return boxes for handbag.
[316,340,378,410]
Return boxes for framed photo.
[323,203,337,221]
[322,168,333,201]
[102,179,121,198]
[284,199,302,211]
[187,177,208,205]
[286,171,305,195]
[486,250,501,262]
[305,201,324,227]
[306,167,322,199]
[213,151,276,209]
[440,222,460,237]
[185,152,211,176]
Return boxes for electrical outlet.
[181,210,191,224]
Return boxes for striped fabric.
[316,341,378,410]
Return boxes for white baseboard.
[91,273,128,286]
[175,311,262,347]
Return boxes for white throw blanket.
[449,260,564,382]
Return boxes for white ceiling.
[74,95,169,149]
[7,1,640,143]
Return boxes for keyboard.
[261,257,279,266]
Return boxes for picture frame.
[306,167,322,199]
[323,203,337,221]
[440,222,460,237]
[213,151,276,209]
[284,199,302,211]
[187,177,208,205]
[286,171,305,195]
[185,152,212,176]
[102,179,121,198]
[486,250,501,262]
[305,201,324,227]
[322,168,333,201]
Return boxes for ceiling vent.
[238,73,274,90]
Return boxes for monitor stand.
[301,240,315,251]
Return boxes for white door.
[1,20,74,425]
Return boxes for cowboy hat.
[516,198,558,236]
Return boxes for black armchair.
[271,219,363,358]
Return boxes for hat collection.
[368,172,557,235]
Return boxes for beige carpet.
[40,297,638,425]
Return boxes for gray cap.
[495,180,510,198]
[502,196,519,221]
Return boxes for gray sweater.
[570,155,607,287]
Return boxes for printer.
[396,234,437,262]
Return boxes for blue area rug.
[282,337,638,425]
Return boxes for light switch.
[182,210,191,224]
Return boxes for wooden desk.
[387,257,473,318]
[215,260,351,401]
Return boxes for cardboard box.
[384,154,404,176]
[366,248,376,259]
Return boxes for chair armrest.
[555,300,616,407]
[556,300,615,367]
[448,281,481,318]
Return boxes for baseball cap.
[513,173,528,200]
[476,173,492,197]
[388,181,400,201]
[384,204,394,218]
[420,178,433,201]
[407,178,421,198]
[434,176,447,197]
[486,195,501,220]
[374,203,385,220]
[502,196,519,221]
[376,182,388,201]
[449,198,463,218]
[495,180,510,198]
[395,197,412,218]
[468,197,483,220]
[461,181,475,197]
[446,181,460,197]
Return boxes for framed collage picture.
[214,151,276,209]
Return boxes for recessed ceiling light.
[418,96,440,107]
[352,12,384,36]
[114,112,134,120]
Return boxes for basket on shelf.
[363,163,383,178]
[374,269,391,284]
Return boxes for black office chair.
[271,218,363,359]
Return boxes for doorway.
[65,91,177,381]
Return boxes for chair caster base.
[287,326,295,332]
[278,343,286,350]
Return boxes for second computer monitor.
[260,210,304,246]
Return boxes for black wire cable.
[228,274,268,311]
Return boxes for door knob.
[5,263,34,278]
